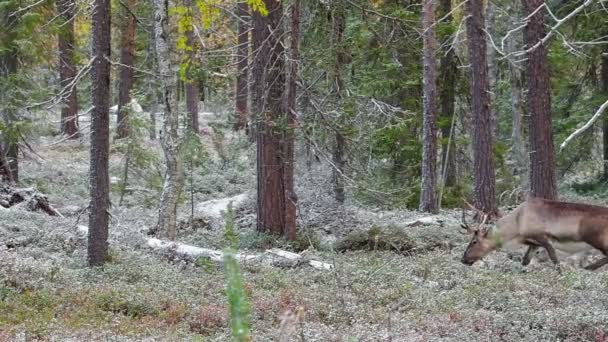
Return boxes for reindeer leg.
[536,237,562,274]
[584,256,608,271]
[522,245,539,266]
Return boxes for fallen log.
[146,238,333,270]
[0,184,63,217]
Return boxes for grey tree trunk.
[154,0,184,240]
[485,1,498,135]
[438,0,457,188]
[466,0,498,216]
[1,6,19,183]
[331,0,347,204]
[601,52,608,179]
[116,0,137,139]
[233,2,249,132]
[88,0,112,266]
[284,0,301,239]
[419,0,438,213]
[57,0,80,138]
[506,4,528,189]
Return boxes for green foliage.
[223,250,252,342]
[222,202,239,249]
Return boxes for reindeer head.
[460,206,497,265]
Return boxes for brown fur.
[462,196,608,271]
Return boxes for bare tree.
[57,0,79,138]
[116,0,137,139]
[419,0,438,213]
[154,0,184,240]
[88,0,112,266]
[233,1,249,131]
[466,0,497,216]
[284,0,301,239]
[331,0,346,204]
[438,0,457,188]
[601,52,608,179]
[522,0,557,200]
[507,2,528,189]
[184,0,199,132]
[251,0,296,239]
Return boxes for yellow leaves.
[196,0,221,30]
[247,0,268,16]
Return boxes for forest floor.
[2,111,608,341]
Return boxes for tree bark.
[184,0,199,133]
[522,0,557,200]
[465,0,497,215]
[506,3,528,189]
[419,0,438,213]
[116,0,137,139]
[485,1,498,135]
[0,143,14,184]
[331,0,347,204]
[601,52,608,179]
[88,0,112,266]
[284,0,300,240]
[438,0,457,188]
[233,2,249,131]
[251,0,295,239]
[1,7,19,183]
[154,0,184,240]
[57,0,80,138]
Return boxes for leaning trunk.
[522,0,557,200]
[154,0,184,240]
[419,0,438,213]
[116,0,137,139]
[57,0,80,138]
[465,0,497,215]
[88,0,112,266]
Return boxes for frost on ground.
[2,120,608,341]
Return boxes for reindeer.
[460,196,608,271]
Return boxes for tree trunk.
[485,1,498,135]
[331,1,347,204]
[0,143,14,184]
[252,0,295,239]
[88,0,112,266]
[154,0,184,240]
[601,52,608,179]
[522,0,557,200]
[57,0,80,138]
[233,2,249,132]
[438,0,457,188]
[283,0,300,240]
[1,8,19,183]
[465,0,497,215]
[116,0,137,139]
[419,0,438,213]
[184,0,199,133]
[506,3,528,189]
